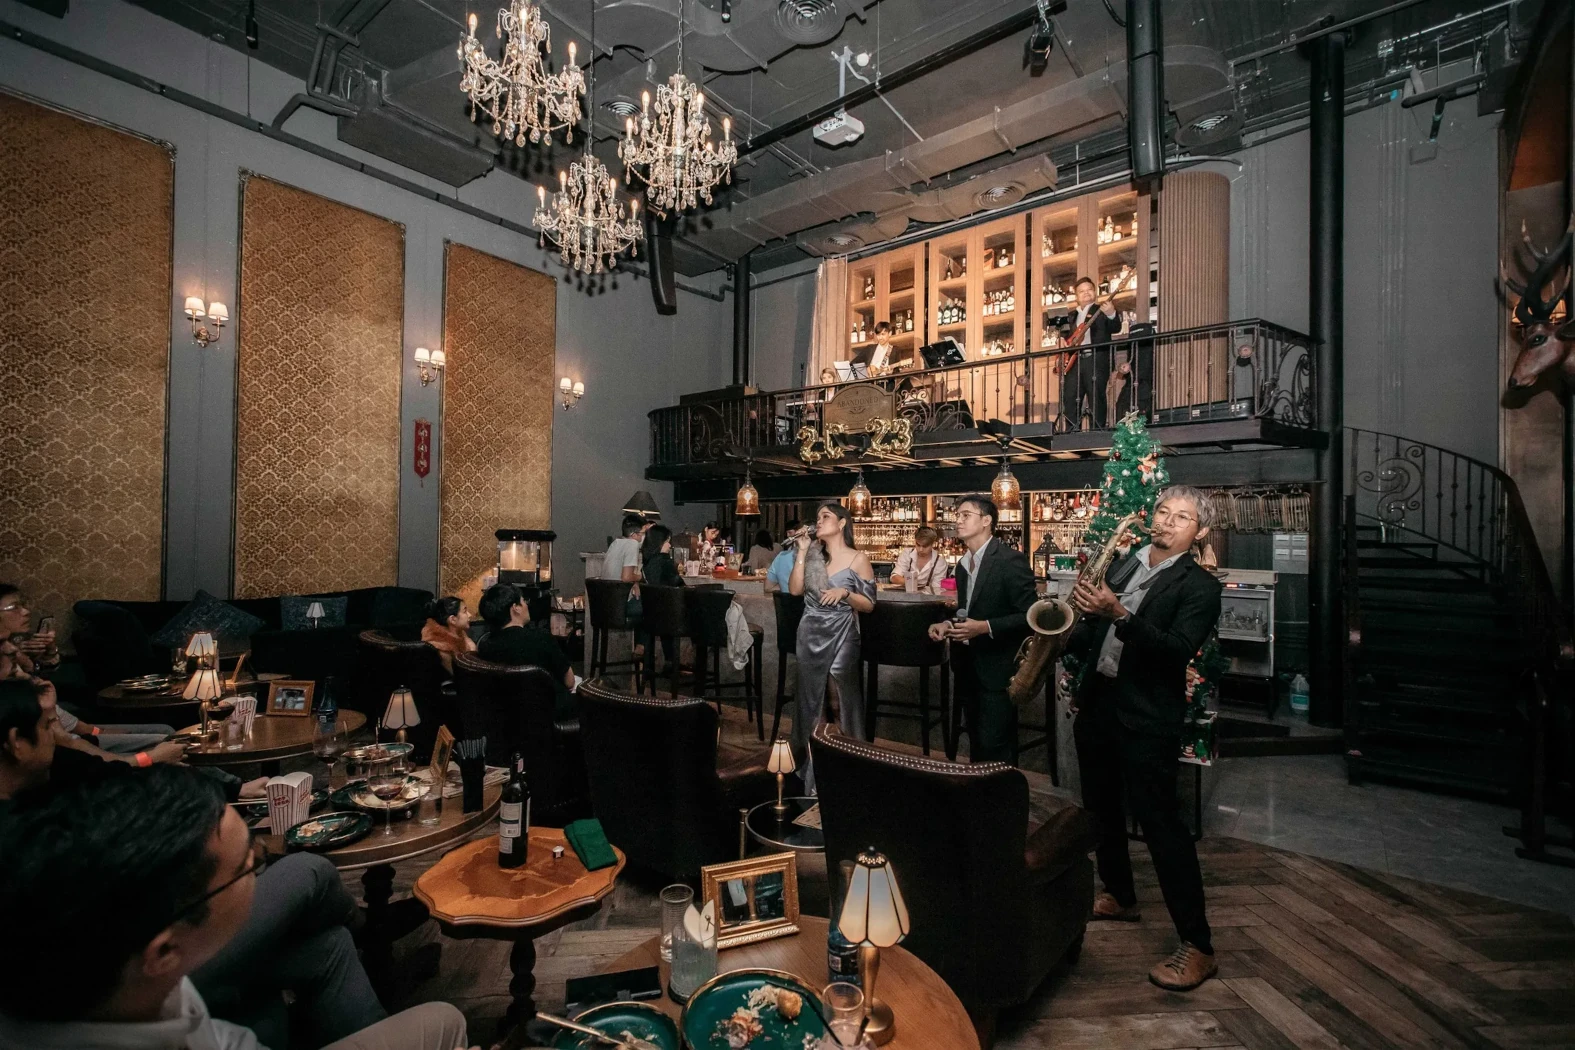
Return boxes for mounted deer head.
[1500,220,1575,393]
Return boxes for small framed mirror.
[700,852,800,949]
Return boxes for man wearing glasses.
[926,494,1037,764]
[1066,485,1223,993]
[0,765,472,1050]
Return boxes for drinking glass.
[312,716,349,789]
[222,715,246,751]
[367,762,404,836]
[171,646,188,676]
[658,884,693,963]
[416,780,442,826]
[821,980,868,1047]
[667,904,717,1002]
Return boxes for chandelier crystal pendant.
[458,0,585,147]
[617,0,737,214]
[533,0,643,273]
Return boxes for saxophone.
[1006,512,1147,706]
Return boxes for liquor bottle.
[960,254,967,277]
[904,311,913,332]
[827,859,862,986]
[498,752,529,869]
[1131,215,1139,237]
[850,322,857,345]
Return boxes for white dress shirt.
[1095,544,1184,678]
[893,547,945,594]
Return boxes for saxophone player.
[926,494,1036,764]
[1067,485,1223,992]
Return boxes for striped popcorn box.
[232,695,257,734]
[266,771,314,832]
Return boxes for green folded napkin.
[564,818,618,871]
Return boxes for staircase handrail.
[1345,426,1573,670]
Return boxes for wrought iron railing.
[648,318,1315,468]
[1346,426,1573,673]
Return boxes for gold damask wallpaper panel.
[0,93,172,619]
[439,243,555,603]
[234,176,404,598]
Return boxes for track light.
[1024,0,1065,77]
[245,0,258,48]
[720,0,731,22]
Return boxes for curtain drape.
[808,257,849,386]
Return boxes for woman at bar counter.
[889,526,947,594]
[789,502,876,794]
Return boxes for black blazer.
[1067,305,1121,347]
[1068,551,1222,736]
[954,538,1038,681]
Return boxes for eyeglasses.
[954,510,984,521]
[1153,509,1198,525]
[173,839,267,921]
[0,599,25,613]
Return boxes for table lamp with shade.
[838,848,910,1046]
[767,737,795,819]
[306,601,326,628]
[382,687,419,743]
[184,667,225,736]
[186,631,218,670]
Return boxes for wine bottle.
[827,859,862,986]
[498,751,528,868]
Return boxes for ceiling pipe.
[732,251,753,386]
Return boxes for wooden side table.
[606,915,979,1050]
[414,828,625,1036]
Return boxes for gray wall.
[0,0,733,601]
[749,261,818,392]
[1233,80,1503,464]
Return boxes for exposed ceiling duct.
[696,44,1232,260]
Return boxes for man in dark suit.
[926,494,1037,764]
[1058,276,1121,431]
[1068,485,1223,992]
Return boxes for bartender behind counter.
[889,526,947,594]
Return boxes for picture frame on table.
[265,679,315,717]
[700,852,800,949]
[430,725,455,786]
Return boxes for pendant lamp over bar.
[847,469,872,518]
[991,458,1021,510]
[735,468,759,517]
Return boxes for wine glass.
[367,761,404,837]
[313,716,348,790]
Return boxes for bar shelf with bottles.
[848,244,925,369]
[845,491,1101,572]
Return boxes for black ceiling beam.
[741,3,1063,157]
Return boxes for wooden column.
[1156,170,1231,410]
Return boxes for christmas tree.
[1084,411,1170,548]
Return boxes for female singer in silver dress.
[789,501,877,793]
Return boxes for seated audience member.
[637,526,684,678]
[0,765,469,1050]
[0,584,58,677]
[602,514,647,582]
[743,529,776,575]
[890,526,947,595]
[764,521,803,595]
[0,678,55,814]
[420,596,477,674]
[477,583,576,715]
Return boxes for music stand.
[920,338,965,369]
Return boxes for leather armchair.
[577,679,775,879]
[453,652,586,826]
[809,725,1094,1044]
[354,630,451,761]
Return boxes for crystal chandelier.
[533,0,643,273]
[618,0,737,214]
[458,0,584,147]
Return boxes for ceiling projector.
[813,109,864,147]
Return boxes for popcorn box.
[266,771,313,832]
[232,695,257,734]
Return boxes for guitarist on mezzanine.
[1058,276,1120,431]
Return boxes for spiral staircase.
[1343,429,1572,813]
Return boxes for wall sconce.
[413,347,446,386]
[184,297,228,347]
[559,377,585,410]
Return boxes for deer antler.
[1508,221,1573,326]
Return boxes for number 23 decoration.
[796,417,913,464]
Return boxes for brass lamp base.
[772,772,788,819]
[860,943,896,1045]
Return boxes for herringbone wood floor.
[384,709,1575,1050]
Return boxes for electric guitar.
[1054,294,1120,374]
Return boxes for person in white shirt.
[888,527,946,594]
[867,321,896,374]
[0,765,470,1050]
[601,514,649,582]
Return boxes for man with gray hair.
[1067,484,1223,992]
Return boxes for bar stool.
[638,584,690,697]
[858,600,952,757]
[584,579,641,684]
[684,588,765,735]
[770,592,805,742]
[947,669,1058,778]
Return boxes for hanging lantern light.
[847,470,872,519]
[735,469,759,517]
[991,458,1021,510]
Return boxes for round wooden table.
[607,915,979,1050]
[97,672,288,713]
[747,796,825,853]
[414,828,625,1037]
[180,710,367,772]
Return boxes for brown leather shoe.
[1148,943,1218,991]
[1091,892,1141,922]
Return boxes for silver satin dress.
[792,551,875,794]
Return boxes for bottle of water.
[1290,673,1310,714]
[826,860,861,986]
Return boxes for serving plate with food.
[545,1002,679,1050]
[233,787,330,827]
[284,811,372,851]
[330,775,427,815]
[679,969,828,1050]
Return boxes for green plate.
[234,788,329,825]
[680,969,827,1050]
[547,1002,679,1050]
[285,810,372,851]
[330,776,426,815]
